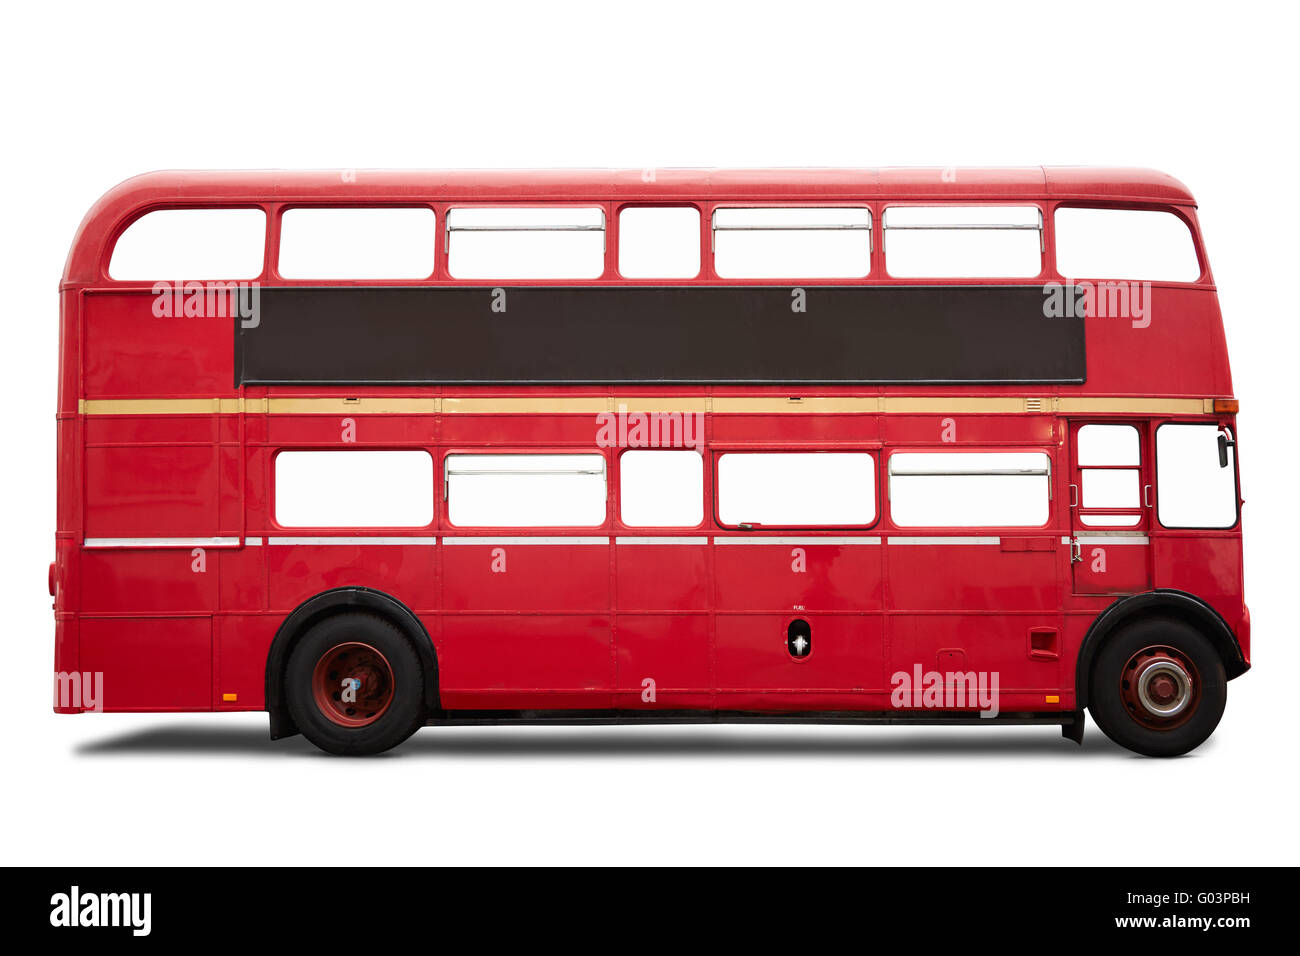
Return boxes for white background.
[2,1,1296,866]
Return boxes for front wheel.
[285,612,426,755]
[1088,617,1226,757]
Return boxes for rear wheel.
[286,612,426,755]
[1088,616,1226,757]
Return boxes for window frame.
[1051,203,1207,285]
[709,204,874,280]
[1153,420,1241,531]
[271,447,436,530]
[712,448,881,531]
[274,204,439,281]
[615,204,703,280]
[441,449,611,530]
[616,448,707,530]
[881,203,1045,280]
[444,204,609,281]
[1074,422,1146,530]
[885,447,1055,531]
[107,205,269,281]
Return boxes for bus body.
[53,168,1248,755]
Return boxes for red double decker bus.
[52,167,1248,756]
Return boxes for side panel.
[887,539,1064,706]
[614,541,712,709]
[1151,536,1246,635]
[78,617,212,711]
[713,540,886,707]
[83,292,234,398]
[438,541,613,709]
[239,286,1086,385]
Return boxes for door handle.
[1070,538,1082,563]
[1143,484,1152,508]
[1069,483,1078,508]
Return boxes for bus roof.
[65,167,1196,284]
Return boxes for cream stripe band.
[78,396,1220,416]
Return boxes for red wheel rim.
[311,642,395,727]
[1119,644,1200,731]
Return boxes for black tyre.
[1088,616,1226,757]
[285,612,426,755]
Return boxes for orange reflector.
[1045,695,1060,704]
[222,692,238,702]
[1214,399,1239,413]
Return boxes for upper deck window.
[1054,207,1201,282]
[883,205,1042,278]
[278,207,436,279]
[712,207,871,278]
[446,207,605,279]
[618,207,701,278]
[109,208,266,280]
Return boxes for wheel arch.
[1075,588,1247,709]
[264,587,440,739]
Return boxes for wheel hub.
[1120,645,1199,730]
[311,641,395,728]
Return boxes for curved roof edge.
[64,167,1196,283]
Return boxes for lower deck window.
[1156,424,1238,528]
[889,452,1050,527]
[446,454,606,527]
[1077,423,1142,528]
[620,450,703,527]
[717,453,876,527]
[275,450,433,527]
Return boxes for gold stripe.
[266,398,440,414]
[882,397,1034,414]
[712,397,880,413]
[442,397,609,414]
[1056,397,1208,414]
[82,398,228,415]
[78,396,1224,417]
[611,397,710,413]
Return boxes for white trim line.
[714,536,881,545]
[888,536,1001,545]
[244,537,263,546]
[266,536,438,546]
[84,536,240,549]
[442,536,610,545]
[1076,535,1150,545]
[616,536,710,545]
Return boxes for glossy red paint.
[53,169,1248,725]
